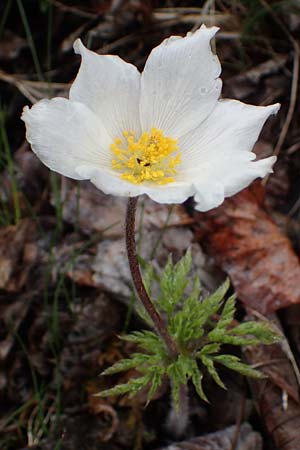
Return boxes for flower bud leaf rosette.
[21,25,280,212]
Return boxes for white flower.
[21,25,280,212]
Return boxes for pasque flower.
[22,25,280,211]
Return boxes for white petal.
[76,165,194,204]
[178,99,280,211]
[179,99,280,170]
[141,182,194,204]
[214,154,276,198]
[194,181,225,212]
[21,98,111,179]
[76,165,145,197]
[70,39,141,139]
[192,155,276,212]
[140,25,222,138]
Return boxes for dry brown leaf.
[51,183,217,300]
[281,305,300,355]
[58,179,191,238]
[0,219,39,292]
[59,293,121,389]
[244,313,300,403]
[225,56,287,100]
[193,186,300,314]
[244,332,300,450]
[155,423,262,450]
[56,230,213,302]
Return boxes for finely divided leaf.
[191,364,208,402]
[198,343,221,355]
[147,370,164,403]
[214,294,236,330]
[196,278,230,330]
[213,354,265,379]
[208,329,262,346]
[209,318,281,346]
[98,253,281,405]
[101,353,154,376]
[170,278,230,345]
[142,262,155,296]
[228,321,281,344]
[200,355,226,389]
[122,330,166,356]
[159,249,192,315]
[99,374,151,398]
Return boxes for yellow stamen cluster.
[111,128,181,185]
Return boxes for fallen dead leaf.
[59,293,121,390]
[225,56,287,100]
[0,219,39,292]
[244,319,300,450]
[58,179,191,238]
[155,423,262,450]
[51,186,218,302]
[245,314,300,402]
[193,186,300,314]
[56,230,215,303]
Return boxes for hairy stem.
[166,383,190,437]
[125,197,178,360]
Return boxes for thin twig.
[48,0,98,19]
[259,0,299,158]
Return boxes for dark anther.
[137,158,150,167]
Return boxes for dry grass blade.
[0,70,70,103]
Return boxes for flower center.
[111,128,181,184]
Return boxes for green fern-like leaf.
[146,369,164,403]
[135,303,153,327]
[142,262,155,296]
[213,354,265,379]
[198,343,221,355]
[214,294,236,330]
[228,321,281,344]
[101,353,155,376]
[122,330,166,357]
[159,249,192,316]
[98,374,151,398]
[196,278,231,329]
[169,278,230,345]
[208,329,262,346]
[168,291,201,344]
[209,318,281,347]
[200,355,226,389]
[190,361,208,402]
[99,250,282,407]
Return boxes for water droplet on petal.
[199,86,208,96]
